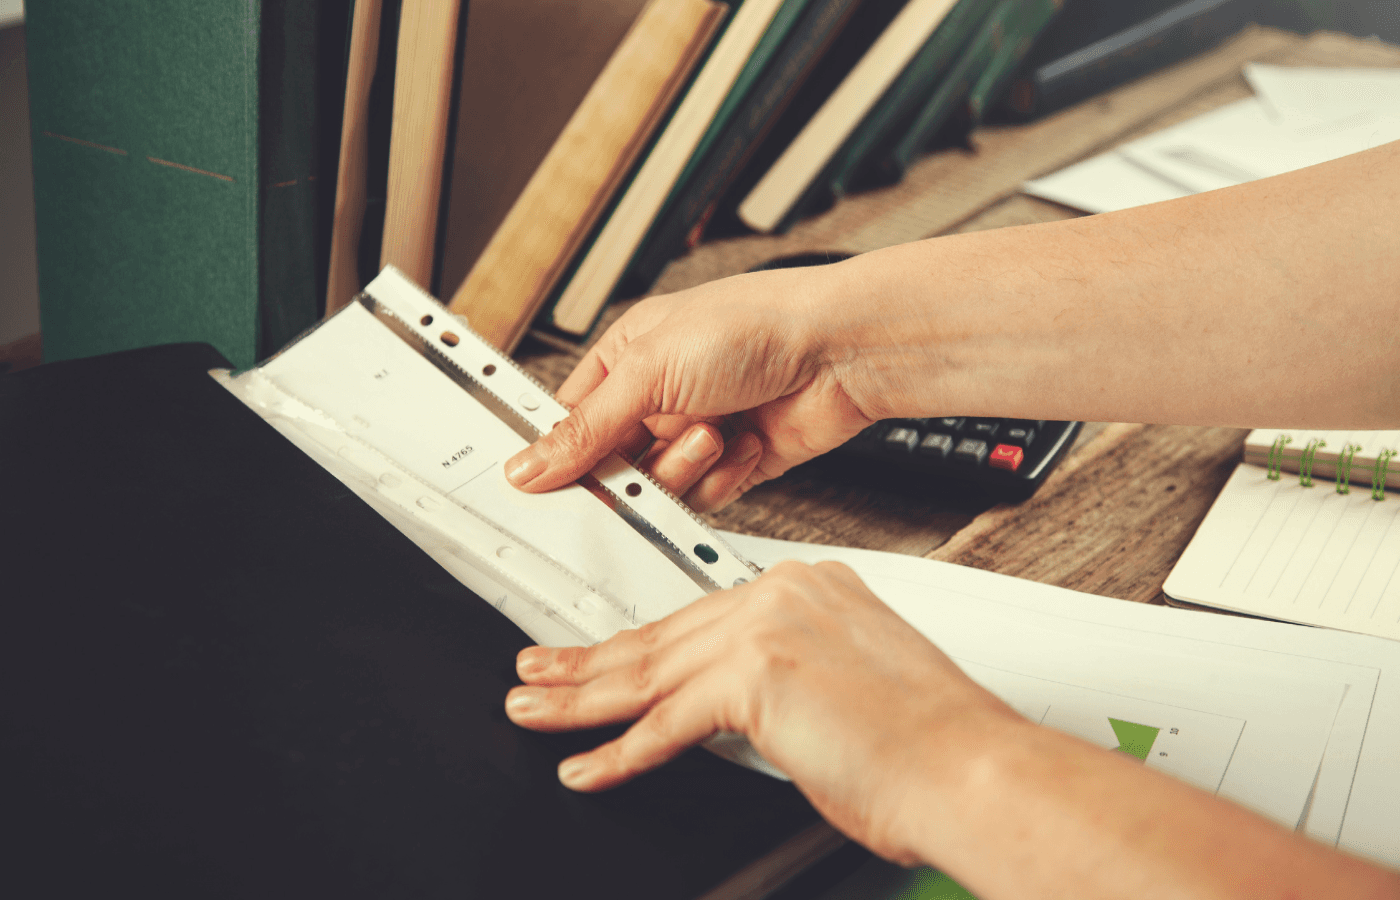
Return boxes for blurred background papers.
[1021,64,1400,213]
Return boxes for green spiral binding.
[1373,449,1396,501]
[1267,434,1292,481]
[1298,438,1326,487]
[1335,443,1361,494]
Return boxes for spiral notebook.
[1165,430,1400,641]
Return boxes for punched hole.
[625,483,642,497]
[694,544,719,564]
[420,314,433,326]
[482,364,496,376]
[440,331,459,347]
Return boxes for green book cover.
[965,0,1063,120]
[826,0,1000,198]
[26,0,345,369]
[884,0,1059,176]
[670,0,816,205]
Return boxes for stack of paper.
[1022,64,1400,213]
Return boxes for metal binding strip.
[357,267,762,592]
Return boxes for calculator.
[748,253,1083,502]
[831,416,1083,501]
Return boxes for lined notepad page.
[1165,463,1400,641]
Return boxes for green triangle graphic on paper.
[909,868,980,899]
[1109,718,1160,761]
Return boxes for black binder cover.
[0,344,821,898]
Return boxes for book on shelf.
[824,0,1001,200]
[377,0,468,295]
[325,0,468,315]
[26,0,351,369]
[435,0,652,307]
[737,0,972,235]
[872,0,1061,184]
[446,0,729,352]
[620,0,866,302]
[997,0,1252,122]
[548,0,808,336]
[703,0,911,238]
[325,0,391,316]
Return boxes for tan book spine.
[324,0,384,317]
[739,0,960,234]
[550,0,787,336]
[380,0,466,288]
[447,0,727,352]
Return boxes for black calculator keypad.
[831,417,1082,501]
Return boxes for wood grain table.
[512,26,1400,609]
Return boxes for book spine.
[379,0,466,290]
[429,0,472,297]
[26,0,331,370]
[881,0,1045,181]
[447,0,727,352]
[826,0,1001,199]
[550,0,791,336]
[624,0,864,298]
[325,0,386,317]
[710,0,908,236]
[356,0,403,292]
[260,0,348,357]
[1001,0,1252,121]
[739,0,960,235]
[965,0,1063,121]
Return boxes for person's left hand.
[503,560,1027,865]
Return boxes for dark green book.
[877,0,1061,181]
[621,0,863,297]
[997,0,1249,121]
[26,0,350,369]
[825,0,1000,199]
[708,0,911,236]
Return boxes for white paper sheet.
[1022,64,1400,214]
[254,303,708,630]
[726,534,1400,866]
[1022,151,1190,214]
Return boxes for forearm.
[815,140,1400,428]
[910,716,1400,900]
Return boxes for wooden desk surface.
[513,27,1400,608]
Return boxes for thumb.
[504,365,658,493]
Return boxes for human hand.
[503,560,1026,865]
[504,266,882,512]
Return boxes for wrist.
[808,240,982,421]
[894,705,1040,871]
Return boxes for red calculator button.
[989,444,1023,472]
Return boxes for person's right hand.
[505,264,886,511]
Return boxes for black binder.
[0,344,828,898]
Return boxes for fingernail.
[559,757,589,788]
[505,446,546,486]
[681,427,720,463]
[506,690,539,715]
[517,647,549,677]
